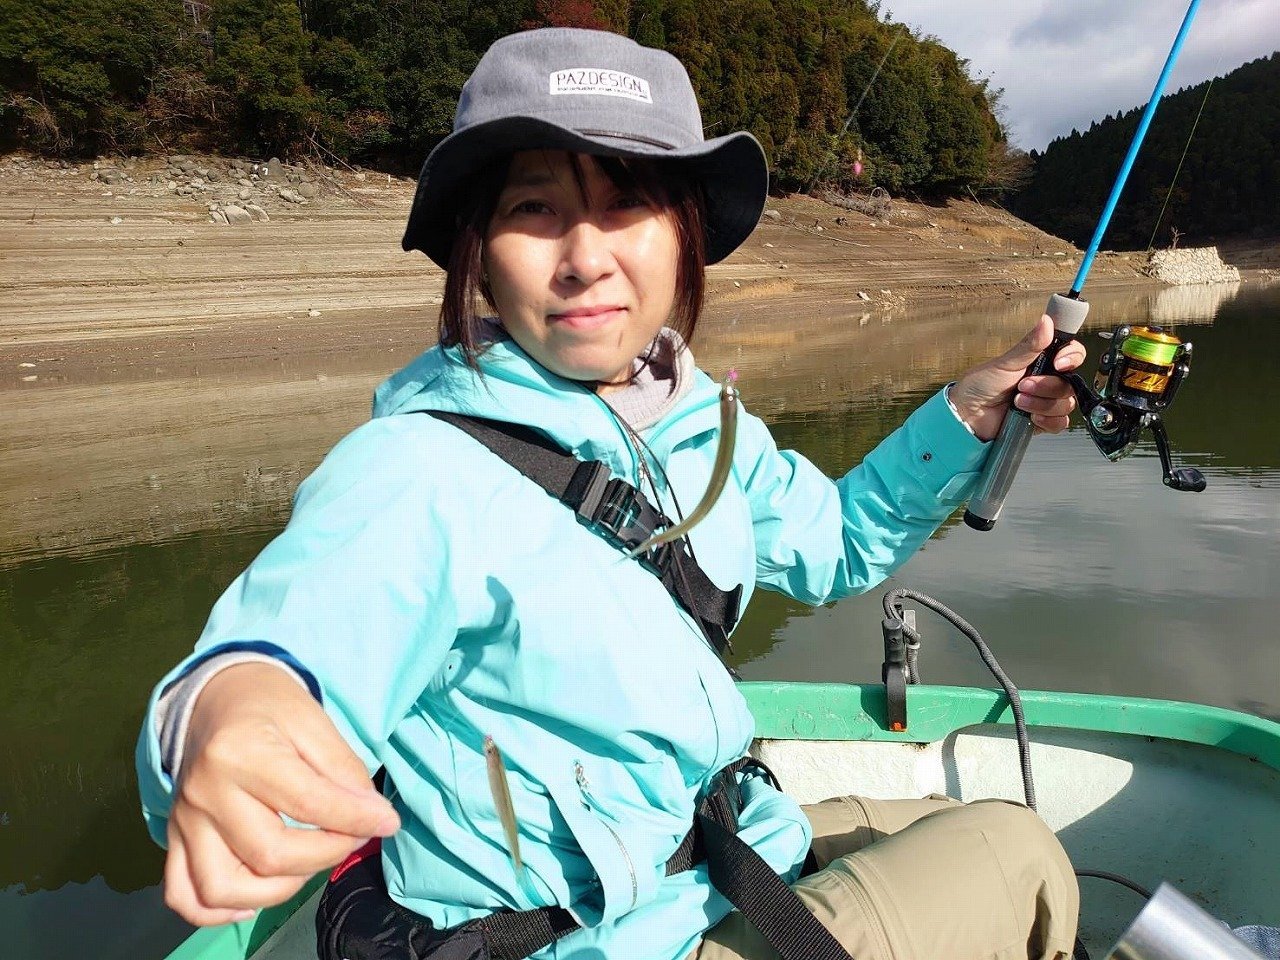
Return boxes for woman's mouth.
[548,306,627,330]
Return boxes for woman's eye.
[510,199,552,215]
[613,194,649,210]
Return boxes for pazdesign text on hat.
[549,69,652,103]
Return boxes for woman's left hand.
[948,316,1088,442]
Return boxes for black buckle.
[566,461,670,566]
[881,617,908,732]
[698,763,744,833]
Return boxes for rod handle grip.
[963,294,1091,531]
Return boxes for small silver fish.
[483,735,525,876]
[627,370,740,558]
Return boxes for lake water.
[3,280,1277,959]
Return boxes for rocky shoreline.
[30,152,373,225]
[1144,246,1242,285]
[2,151,1275,564]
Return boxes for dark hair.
[439,153,707,372]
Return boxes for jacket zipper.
[586,391,645,484]
[574,762,638,912]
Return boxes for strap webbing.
[330,759,848,960]
[428,411,585,500]
[472,797,716,960]
[700,815,856,960]
[423,411,741,652]
[473,906,579,960]
[480,759,854,960]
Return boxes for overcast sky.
[876,0,1280,151]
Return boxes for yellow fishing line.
[1121,329,1180,365]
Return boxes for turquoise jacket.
[136,334,988,960]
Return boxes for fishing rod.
[805,22,909,194]
[964,0,1207,532]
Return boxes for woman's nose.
[555,220,613,286]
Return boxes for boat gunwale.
[742,681,1280,772]
[162,682,1280,960]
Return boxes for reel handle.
[1167,469,1208,493]
[1150,417,1207,492]
[1048,367,1207,493]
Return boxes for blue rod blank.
[1071,0,1203,295]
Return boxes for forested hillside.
[0,0,1010,193]
[1011,53,1280,248]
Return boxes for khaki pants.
[695,795,1078,960]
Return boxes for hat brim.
[401,117,768,268]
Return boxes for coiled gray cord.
[881,589,1156,960]
[881,587,1037,811]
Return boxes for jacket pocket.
[575,761,638,911]
[540,760,664,926]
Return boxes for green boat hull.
[163,683,1280,960]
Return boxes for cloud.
[1011,0,1126,48]
[878,0,1280,150]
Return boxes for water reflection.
[0,282,1257,566]
[3,874,191,960]
[1,279,1277,959]
[1149,280,1241,325]
[732,282,1279,722]
[0,371,385,566]
[695,282,1251,418]
[1,530,275,958]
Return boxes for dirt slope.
[0,152,1160,378]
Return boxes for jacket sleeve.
[740,388,989,605]
[135,415,469,846]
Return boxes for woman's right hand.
[163,662,401,926]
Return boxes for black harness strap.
[438,766,736,960]
[471,906,579,960]
[424,411,741,652]
[320,759,854,960]
[475,761,855,960]
[701,815,854,960]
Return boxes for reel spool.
[1054,324,1206,492]
[1096,326,1187,415]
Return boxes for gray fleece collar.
[598,328,695,431]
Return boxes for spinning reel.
[1051,324,1206,493]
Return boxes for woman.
[138,27,1083,960]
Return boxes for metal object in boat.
[1108,883,1265,960]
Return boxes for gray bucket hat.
[401,28,768,268]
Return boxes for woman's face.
[483,151,679,391]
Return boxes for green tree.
[916,40,999,190]
[840,23,932,192]
[1,0,1008,197]
[307,34,390,156]
[307,0,532,165]
[0,0,197,153]
[1012,54,1280,246]
[628,0,667,46]
[208,0,315,151]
